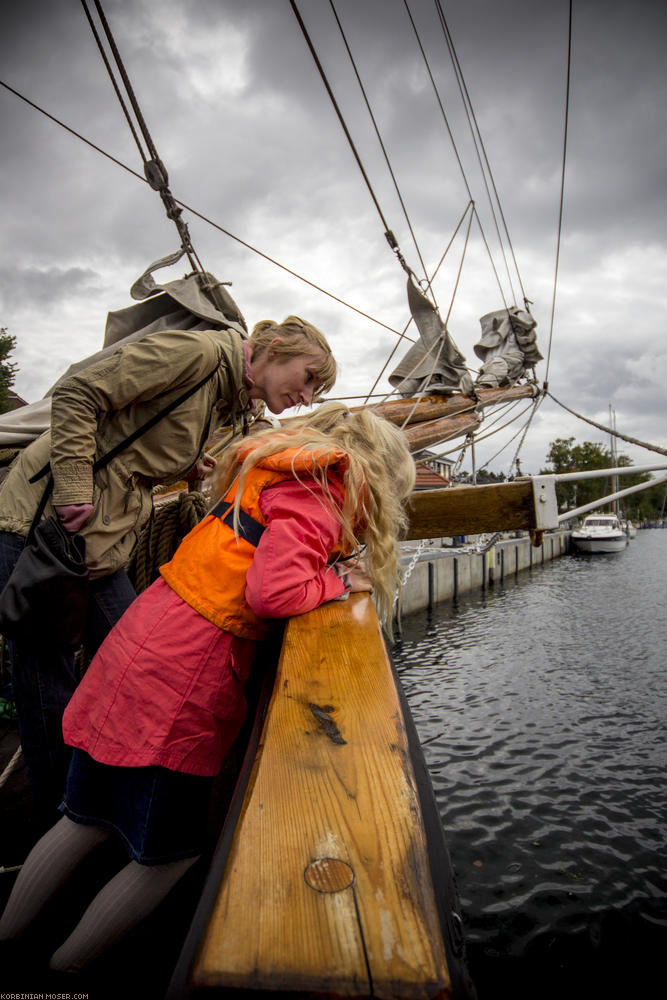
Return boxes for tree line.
[542,437,665,522]
[453,439,665,521]
[0,328,18,414]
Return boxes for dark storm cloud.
[0,0,665,471]
[0,265,102,311]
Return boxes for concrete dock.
[397,531,571,617]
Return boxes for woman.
[0,315,336,827]
[0,406,416,976]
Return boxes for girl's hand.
[346,566,374,593]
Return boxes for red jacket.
[62,462,351,775]
[160,444,350,638]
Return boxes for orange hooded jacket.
[159,444,350,640]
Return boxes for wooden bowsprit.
[170,594,475,999]
[406,478,559,540]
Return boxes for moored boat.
[620,519,637,539]
[571,514,628,553]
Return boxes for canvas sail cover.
[389,279,474,397]
[0,257,246,448]
[473,307,542,388]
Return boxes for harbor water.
[393,529,666,1000]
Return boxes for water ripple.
[393,531,667,999]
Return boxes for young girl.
[0,406,416,975]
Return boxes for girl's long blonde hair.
[212,403,416,628]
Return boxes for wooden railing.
[182,594,455,998]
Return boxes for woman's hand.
[184,453,217,484]
[54,503,95,533]
[346,565,374,593]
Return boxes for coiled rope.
[128,490,209,594]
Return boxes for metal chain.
[476,531,502,553]
[393,538,428,611]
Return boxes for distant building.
[414,450,451,491]
[4,390,28,411]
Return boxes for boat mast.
[609,404,618,514]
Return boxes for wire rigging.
[507,396,544,475]
[368,206,476,420]
[401,0,513,310]
[287,1,538,459]
[0,80,416,346]
[547,392,667,459]
[78,0,146,164]
[289,0,415,280]
[544,0,573,382]
[8,4,582,477]
[363,199,474,405]
[432,0,529,310]
[80,0,204,277]
[327,0,432,291]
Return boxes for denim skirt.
[61,749,213,865]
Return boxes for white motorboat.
[571,514,628,553]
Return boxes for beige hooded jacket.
[0,327,249,576]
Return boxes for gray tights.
[0,815,198,972]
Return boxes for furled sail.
[389,279,543,403]
[0,260,246,448]
[389,278,474,397]
[474,307,542,388]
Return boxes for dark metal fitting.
[144,157,169,190]
[384,229,398,250]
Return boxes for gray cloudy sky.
[1,0,665,476]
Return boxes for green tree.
[624,478,667,523]
[0,328,18,414]
[455,469,507,485]
[541,436,662,519]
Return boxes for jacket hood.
[237,443,350,478]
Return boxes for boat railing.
[528,463,667,524]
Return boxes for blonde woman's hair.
[249,316,336,401]
[213,403,416,630]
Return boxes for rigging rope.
[7,5,550,474]
[80,0,204,276]
[432,0,529,311]
[0,745,22,791]
[0,80,418,347]
[370,205,475,421]
[544,0,573,383]
[289,0,416,280]
[547,392,667,459]
[431,399,536,462]
[128,491,209,594]
[79,0,146,164]
[401,0,513,312]
[363,200,474,405]
[476,402,543,472]
[508,395,545,475]
[328,0,432,292]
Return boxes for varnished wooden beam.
[402,413,481,452]
[352,384,538,425]
[405,480,545,538]
[190,595,453,998]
